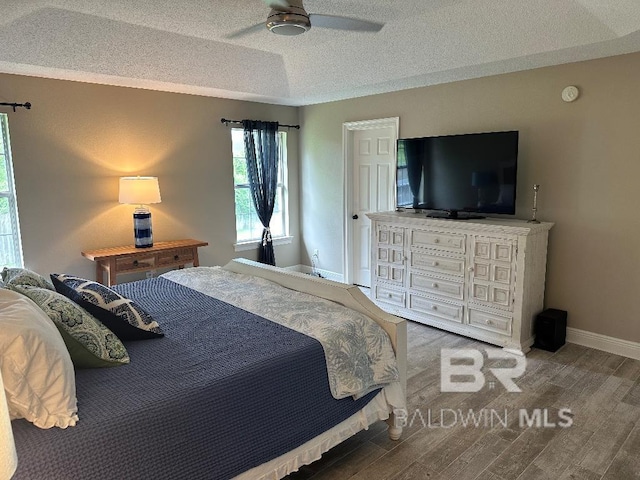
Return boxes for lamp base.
[133,207,153,248]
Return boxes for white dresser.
[367,211,553,353]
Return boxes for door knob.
[352,214,359,220]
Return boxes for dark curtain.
[242,120,279,265]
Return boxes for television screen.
[396,131,518,218]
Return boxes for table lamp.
[119,176,162,248]
[0,370,18,480]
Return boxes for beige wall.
[300,51,640,343]
[1,73,301,280]
[4,51,640,343]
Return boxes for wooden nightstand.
[82,239,209,286]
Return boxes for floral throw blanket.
[162,267,400,401]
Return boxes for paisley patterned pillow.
[14,286,130,369]
[51,274,163,340]
[2,267,54,291]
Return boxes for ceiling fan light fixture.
[267,11,311,35]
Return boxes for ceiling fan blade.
[309,14,384,32]
[225,22,266,39]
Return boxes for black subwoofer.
[534,308,567,352]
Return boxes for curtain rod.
[0,102,31,112]
[220,118,300,130]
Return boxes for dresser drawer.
[409,294,464,324]
[157,248,194,266]
[411,251,465,277]
[377,225,405,247]
[410,230,466,253]
[374,285,406,308]
[377,247,405,265]
[409,272,464,300]
[116,255,156,271]
[473,237,516,262]
[468,308,512,336]
[375,264,405,286]
[471,262,514,287]
[470,282,513,311]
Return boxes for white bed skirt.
[234,389,392,480]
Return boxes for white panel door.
[352,126,396,287]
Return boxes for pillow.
[14,286,130,369]
[0,288,78,428]
[2,267,54,291]
[50,274,164,340]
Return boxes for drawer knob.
[432,283,438,288]
[468,267,474,272]
[133,260,139,266]
[432,261,438,266]
[431,305,438,310]
[174,255,179,261]
[434,238,440,244]
[387,293,393,298]
[486,319,494,325]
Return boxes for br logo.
[440,348,526,393]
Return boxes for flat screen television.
[395,130,519,219]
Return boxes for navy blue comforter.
[12,277,378,480]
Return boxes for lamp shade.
[119,177,161,205]
[0,370,18,480]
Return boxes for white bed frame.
[222,259,408,439]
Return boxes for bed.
[8,259,407,480]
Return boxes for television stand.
[426,211,485,220]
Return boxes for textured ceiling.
[1,0,640,106]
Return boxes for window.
[0,114,23,267]
[395,140,413,206]
[232,128,289,247]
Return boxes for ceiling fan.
[227,0,384,38]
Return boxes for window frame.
[0,113,24,267]
[232,128,291,251]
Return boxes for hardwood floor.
[286,321,640,480]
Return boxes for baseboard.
[283,264,345,283]
[566,327,640,361]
